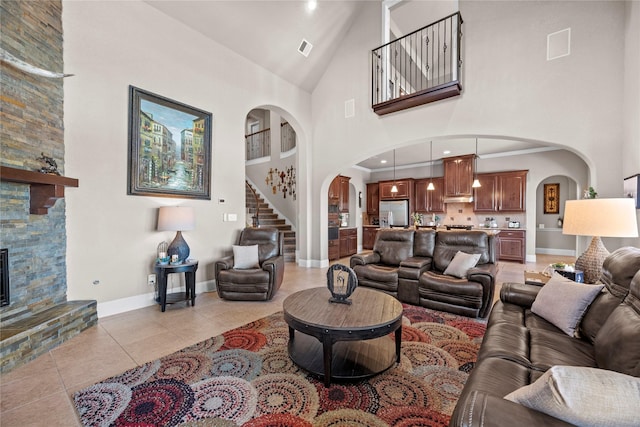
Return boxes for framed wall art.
[128,86,212,199]
[544,183,560,214]
[624,174,640,209]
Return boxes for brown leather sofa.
[349,229,417,298]
[215,227,284,301]
[450,246,640,426]
[350,229,496,318]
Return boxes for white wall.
[63,0,311,313]
[310,0,638,261]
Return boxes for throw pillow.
[443,251,481,279]
[531,272,603,336]
[233,245,260,269]
[504,365,640,427]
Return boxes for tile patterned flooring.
[0,254,573,426]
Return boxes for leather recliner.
[418,231,497,318]
[215,227,284,301]
[350,229,416,297]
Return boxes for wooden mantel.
[0,166,79,215]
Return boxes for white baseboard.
[536,248,576,256]
[97,279,216,318]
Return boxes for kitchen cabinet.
[362,227,378,250]
[474,170,527,212]
[339,176,350,213]
[499,171,527,211]
[328,176,341,202]
[473,173,499,212]
[339,228,357,258]
[379,179,413,200]
[328,239,340,261]
[497,230,525,263]
[329,175,350,212]
[443,154,474,198]
[366,183,379,215]
[414,177,445,213]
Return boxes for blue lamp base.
[167,231,190,263]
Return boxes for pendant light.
[472,138,481,188]
[427,141,435,190]
[391,149,398,193]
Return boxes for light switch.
[228,213,238,221]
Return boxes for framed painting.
[624,174,640,209]
[128,86,212,199]
[544,183,560,214]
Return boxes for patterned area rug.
[73,304,486,426]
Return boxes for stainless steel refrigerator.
[379,200,409,228]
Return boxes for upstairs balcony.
[372,12,463,116]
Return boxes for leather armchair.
[215,227,284,301]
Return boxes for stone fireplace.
[0,0,97,373]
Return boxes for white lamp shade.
[157,206,195,231]
[562,198,638,238]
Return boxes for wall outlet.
[148,274,156,286]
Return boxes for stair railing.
[246,180,260,227]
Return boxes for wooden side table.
[154,260,198,312]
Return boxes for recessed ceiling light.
[298,39,313,57]
[443,150,451,155]
[380,160,387,164]
[307,0,317,12]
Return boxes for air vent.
[298,39,313,57]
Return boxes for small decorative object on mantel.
[36,153,60,175]
[327,264,357,305]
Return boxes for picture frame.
[624,174,640,209]
[128,86,212,199]
[543,183,560,214]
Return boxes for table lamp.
[562,198,638,283]
[157,206,195,263]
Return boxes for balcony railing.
[246,128,271,161]
[371,12,463,115]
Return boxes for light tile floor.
[0,254,573,426]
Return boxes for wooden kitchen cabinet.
[328,239,340,261]
[499,171,527,211]
[329,175,350,212]
[339,176,350,212]
[474,170,527,213]
[414,177,445,213]
[366,183,379,215]
[473,173,499,212]
[379,179,414,200]
[497,230,525,263]
[328,176,341,202]
[362,227,378,250]
[443,154,474,198]
[339,228,357,258]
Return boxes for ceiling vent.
[298,39,313,57]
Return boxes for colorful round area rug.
[73,306,486,427]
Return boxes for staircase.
[246,182,296,262]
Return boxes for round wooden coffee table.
[283,286,403,387]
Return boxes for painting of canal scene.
[128,86,212,199]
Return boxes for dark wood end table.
[283,286,403,387]
[154,260,198,312]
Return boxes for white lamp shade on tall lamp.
[563,198,639,283]
[157,206,195,263]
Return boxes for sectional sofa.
[350,228,497,318]
[450,247,640,426]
